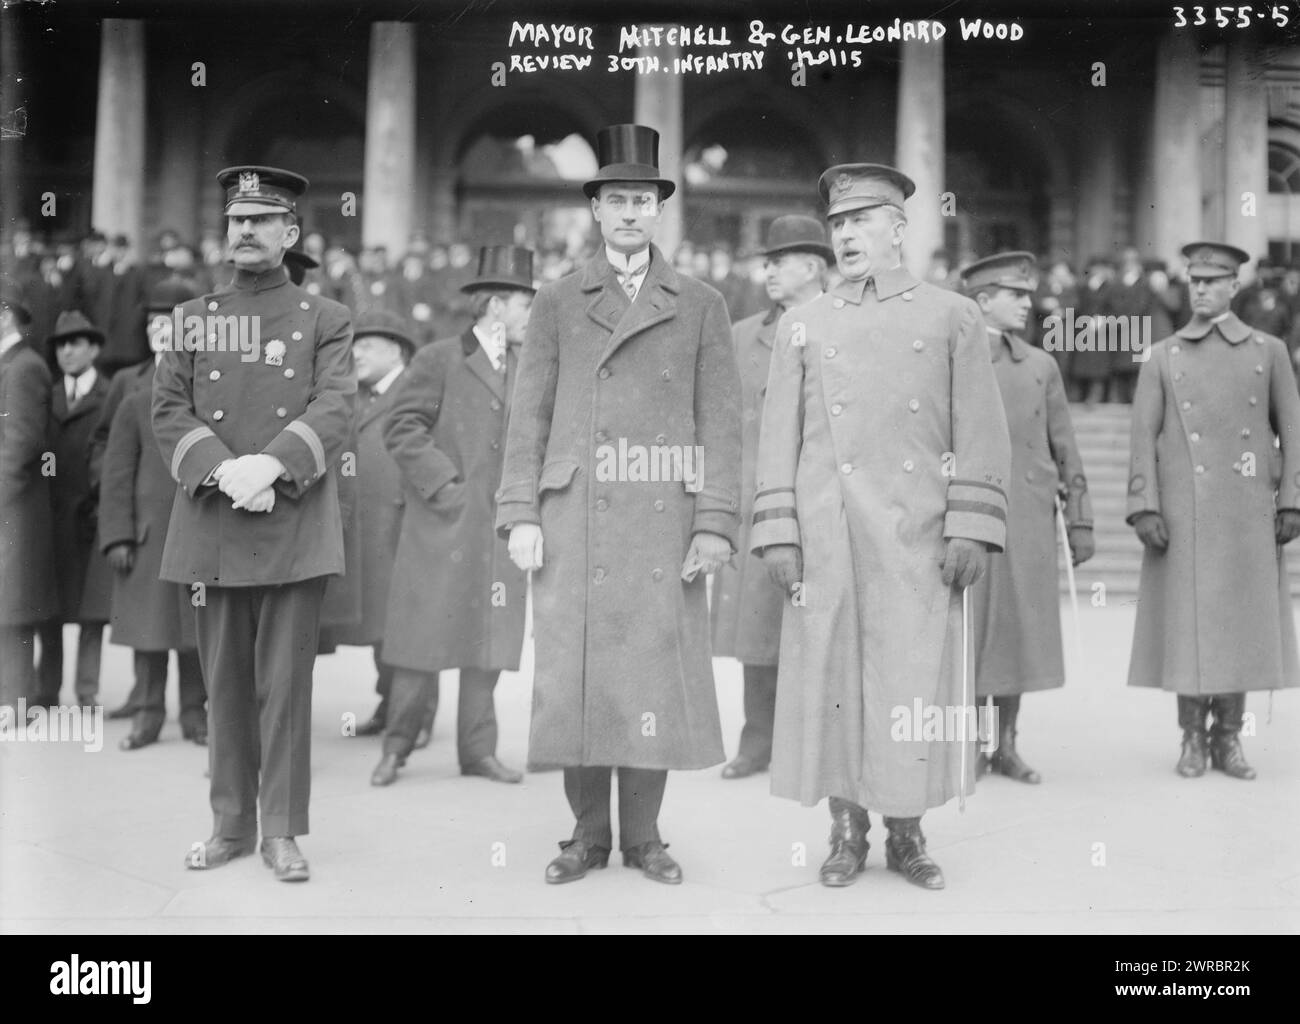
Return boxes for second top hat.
[460,246,536,294]
[583,124,676,201]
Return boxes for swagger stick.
[1056,494,1083,678]
[959,586,971,813]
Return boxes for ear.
[590,197,601,219]
[284,219,301,249]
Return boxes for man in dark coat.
[961,253,1094,784]
[497,125,742,886]
[1106,248,1159,404]
[1128,242,1300,781]
[711,215,829,780]
[1072,257,1115,406]
[0,289,59,710]
[153,166,355,882]
[35,311,112,709]
[100,282,207,750]
[373,248,533,787]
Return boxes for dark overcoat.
[48,372,113,623]
[384,330,526,671]
[98,360,196,651]
[332,374,406,647]
[972,331,1091,696]
[1127,313,1300,695]
[152,265,356,587]
[495,246,742,770]
[709,305,788,666]
[750,267,1012,817]
[0,342,59,626]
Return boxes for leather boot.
[1209,694,1256,780]
[883,816,945,890]
[1175,695,1210,777]
[992,695,1040,783]
[819,797,870,887]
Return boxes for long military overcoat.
[972,331,1091,696]
[495,247,742,770]
[1127,313,1300,695]
[383,330,526,671]
[750,267,1011,817]
[152,265,356,587]
[332,373,405,647]
[98,360,197,651]
[0,342,59,626]
[710,305,789,666]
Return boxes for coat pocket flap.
[538,459,581,495]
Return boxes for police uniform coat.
[1126,313,1300,695]
[710,305,788,666]
[495,246,743,771]
[152,265,355,587]
[750,267,1011,817]
[0,341,59,626]
[383,330,526,671]
[98,360,197,651]
[332,371,406,647]
[972,330,1091,696]
[48,372,113,623]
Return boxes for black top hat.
[283,249,320,286]
[754,215,834,264]
[146,277,200,314]
[48,310,105,347]
[583,124,676,201]
[460,246,536,294]
[0,283,31,324]
[352,309,417,358]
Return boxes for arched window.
[1268,142,1300,195]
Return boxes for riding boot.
[818,797,870,887]
[1208,694,1256,780]
[883,816,945,890]
[1175,695,1210,777]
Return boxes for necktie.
[617,264,647,299]
[67,378,78,406]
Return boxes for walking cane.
[959,586,971,812]
[1056,494,1084,677]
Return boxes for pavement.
[2,598,1298,935]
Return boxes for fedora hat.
[460,245,536,294]
[751,215,833,264]
[583,124,676,201]
[352,308,417,358]
[48,310,105,347]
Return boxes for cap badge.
[264,338,286,366]
[833,173,854,197]
[238,171,260,194]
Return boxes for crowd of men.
[1,124,1296,891]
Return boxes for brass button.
[840,463,853,475]
[1025,470,1035,482]
[1195,465,1205,474]
[1182,401,1191,411]
[491,400,501,411]
[1170,345,1181,355]
[207,301,218,312]
[292,331,303,341]
[833,298,845,309]
[651,568,663,582]
[300,301,310,310]
[902,292,914,302]
[661,369,671,380]
[307,282,320,295]
[595,430,608,443]
[655,433,667,443]
[598,367,610,379]
[284,368,295,379]
[825,347,836,359]
[908,398,920,413]
[209,369,220,381]
[593,567,606,584]
[903,459,915,472]
[1255,365,1264,374]
[1233,462,1242,472]
[1175,372,1184,381]
[653,499,665,511]
[276,407,287,418]
[1190,432,1200,442]
[913,340,923,351]
[596,498,608,511]
[490,440,500,451]
[212,409,224,421]
[831,403,843,416]
[1241,428,1251,438]
[1249,396,1258,406]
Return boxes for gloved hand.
[762,544,803,594]
[106,543,135,573]
[240,486,276,514]
[1276,509,1300,545]
[682,532,731,580]
[1067,526,1095,566]
[508,523,544,571]
[220,454,286,508]
[940,537,987,588]
[1132,511,1169,552]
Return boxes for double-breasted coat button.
[1175,372,1184,381]
[1190,432,1200,442]
[1182,400,1192,410]
[908,399,920,413]
[1255,336,1264,344]
[833,298,845,309]
[651,568,663,582]
[284,368,295,379]
[912,340,923,351]
[299,301,310,310]
[831,403,843,416]
[902,292,914,302]
[653,499,664,511]
[595,430,608,443]
[1170,345,1181,355]
[1025,470,1034,482]
[1233,462,1242,472]
[209,369,221,381]
[489,440,500,451]
[208,301,218,312]
[840,463,853,475]
[1195,465,1205,474]
[598,367,610,379]
[491,400,501,411]
[213,410,224,421]
[596,498,608,511]
[593,567,606,583]
[661,369,671,380]
[276,407,287,418]
[1255,365,1264,374]
[903,460,915,472]
[825,347,837,359]
[655,433,666,443]
[1249,396,1258,406]
[1241,428,1251,438]
[292,331,303,341]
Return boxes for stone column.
[1223,36,1268,263]
[91,20,146,246]
[1152,30,1203,269]
[1076,100,1117,265]
[634,33,683,257]
[363,22,417,258]
[895,38,945,276]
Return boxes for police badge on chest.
[264,339,286,366]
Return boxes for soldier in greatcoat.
[0,289,58,710]
[497,125,742,886]
[1127,242,1300,780]
[750,164,1011,890]
[374,247,534,787]
[100,282,207,750]
[153,166,355,881]
[960,252,1094,785]
[711,215,829,780]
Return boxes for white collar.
[370,363,404,396]
[0,330,22,356]
[472,323,505,369]
[607,247,650,276]
[67,367,98,397]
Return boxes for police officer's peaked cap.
[218,165,309,217]
[1180,242,1250,279]
[818,164,916,218]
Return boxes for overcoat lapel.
[583,245,681,368]
[461,327,507,402]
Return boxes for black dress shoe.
[545,840,610,884]
[119,732,158,751]
[261,837,310,882]
[371,752,402,786]
[820,798,870,886]
[460,755,523,784]
[721,755,768,779]
[106,704,135,720]
[355,700,387,737]
[185,834,255,869]
[622,841,682,885]
[183,726,208,746]
[884,818,945,890]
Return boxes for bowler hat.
[218,165,309,217]
[146,277,200,314]
[48,310,105,347]
[460,245,536,294]
[583,124,676,201]
[752,215,833,264]
[352,308,417,358]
